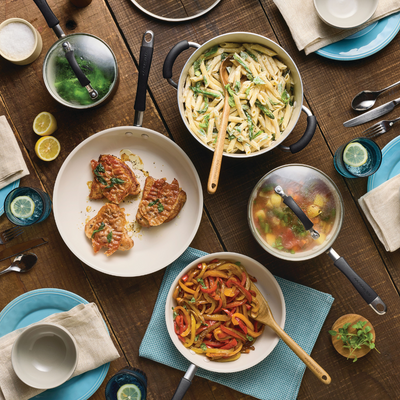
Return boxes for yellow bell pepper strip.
[172,285,180,299]
[251,297,260,318]
[205,341,243,356]
[196,321,221,344]
[204,293,216,314]
[186,301,206,325]
[203,314,230,322]
[213,327,231,341]
[184,314,196,347]
[203,270,229,279]
[178,279,195,294]
[216,263,243,279]
[219,279,227,308]
[246,324,265,338]
[223,287,236,297]
[214,353,241,362]
[197,263,208,279]
[220,325,247,341]
[231,313,255,331]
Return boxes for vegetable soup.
[252,179,336,254]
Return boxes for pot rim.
[247,163,345,261]
[175,32,304,158]
[42,32,119,110]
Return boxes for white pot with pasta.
[163,32,316,158]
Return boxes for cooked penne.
[182,43,295,154]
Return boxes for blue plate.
[0,180,20,216]
[0,288,109,400]
[367,135,400,191]
[316,12,400,60]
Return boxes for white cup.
[0,18,43,65]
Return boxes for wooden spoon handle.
[269,321,331,385]
[207,95,230,194]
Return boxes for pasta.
[182,43,295,154]
[172,259,265,362]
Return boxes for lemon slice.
[10,196,35,218]
[343,142,368,167]
[35,136,61,161]
[117,384,141,400]
[33,112,57,136]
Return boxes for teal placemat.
[139,248,334,400]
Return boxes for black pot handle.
[33,0,59,29]
[163,40,200,89]
[171,364,197,400]
[328,249,387,315]
[274,186,314,230]
[279,105,316,154]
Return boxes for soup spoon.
[351,80,400,111]
[0,253,38,276]
[207,56,233,194]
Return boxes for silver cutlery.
[344,97,400,127]
[0,237,47,262]
[0,226,24,244]
[362,116,400,139]
[352,81,400,111]
[0,253,37,276]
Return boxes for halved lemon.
[10,196,35,218]
[343,142,368,167]
[117,384,141,400]
[33,112,57,136]
[35,136,61,161]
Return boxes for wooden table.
[1,1,400,399]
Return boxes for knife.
[343,97,400,127]
[0,238,48,262]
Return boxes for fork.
[0,226,24,244]
[362,116,400,139]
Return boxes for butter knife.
[0,238,47,262]
[343,97,400,127]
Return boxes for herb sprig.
[329,321,379,362]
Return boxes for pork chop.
[85,203,133,256]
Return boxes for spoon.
[351,80,400,111]
[207,56,233,194]
[0,253,38,276]
[250,281,332,385]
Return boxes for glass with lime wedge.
[334,138,382,178]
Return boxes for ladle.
[351,80,400,111]
[0,253,38,276]
[250,280,331,384]
[207,56,233,194]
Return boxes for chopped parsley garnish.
[91,222,105,238]
[197,278,207,289]
[200,343,207,351]
[189,297,196,303]
[94,163,107,186]
[246,335,254,341]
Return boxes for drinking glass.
[105,367,147,400]
[4,187,52,226]
[333,137,382,178]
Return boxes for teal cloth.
[139,248,334,400]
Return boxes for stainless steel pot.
[247,164,387,315]
[163,32,316,158]
[33,0,118,109]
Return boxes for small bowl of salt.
[0,18,42,65]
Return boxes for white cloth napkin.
[0,116,29,190]
[0,303,120,400]
[358,174,400,252]
[272,0,400,54]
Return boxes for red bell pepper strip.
[203,340,228,348]
[241,272,247,286]
[200,277,218,293]
[226,279,252,304]
[235,317,248,335]
[220,338,237,350]
[212,294,222,313]
[220,325,247,341]
[210,259,219,263]
[181,274,189,282]
[224,300,247,308]
[174,315,182,335]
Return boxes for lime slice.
[343,142,368,167]
[10,196,35,218]
[117,384,141,400]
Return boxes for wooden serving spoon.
[250,281,332,385]
[207,56,233,194]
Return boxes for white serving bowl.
[165,252,286,373]
[314,0,378,29]
[12,323,78,389]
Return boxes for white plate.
[53,126,203,277]
[165,252,286,373]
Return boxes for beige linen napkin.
[0,116,29,190]
[0,302,120,400]
[272,0,400,54]
[358,174,400,252]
